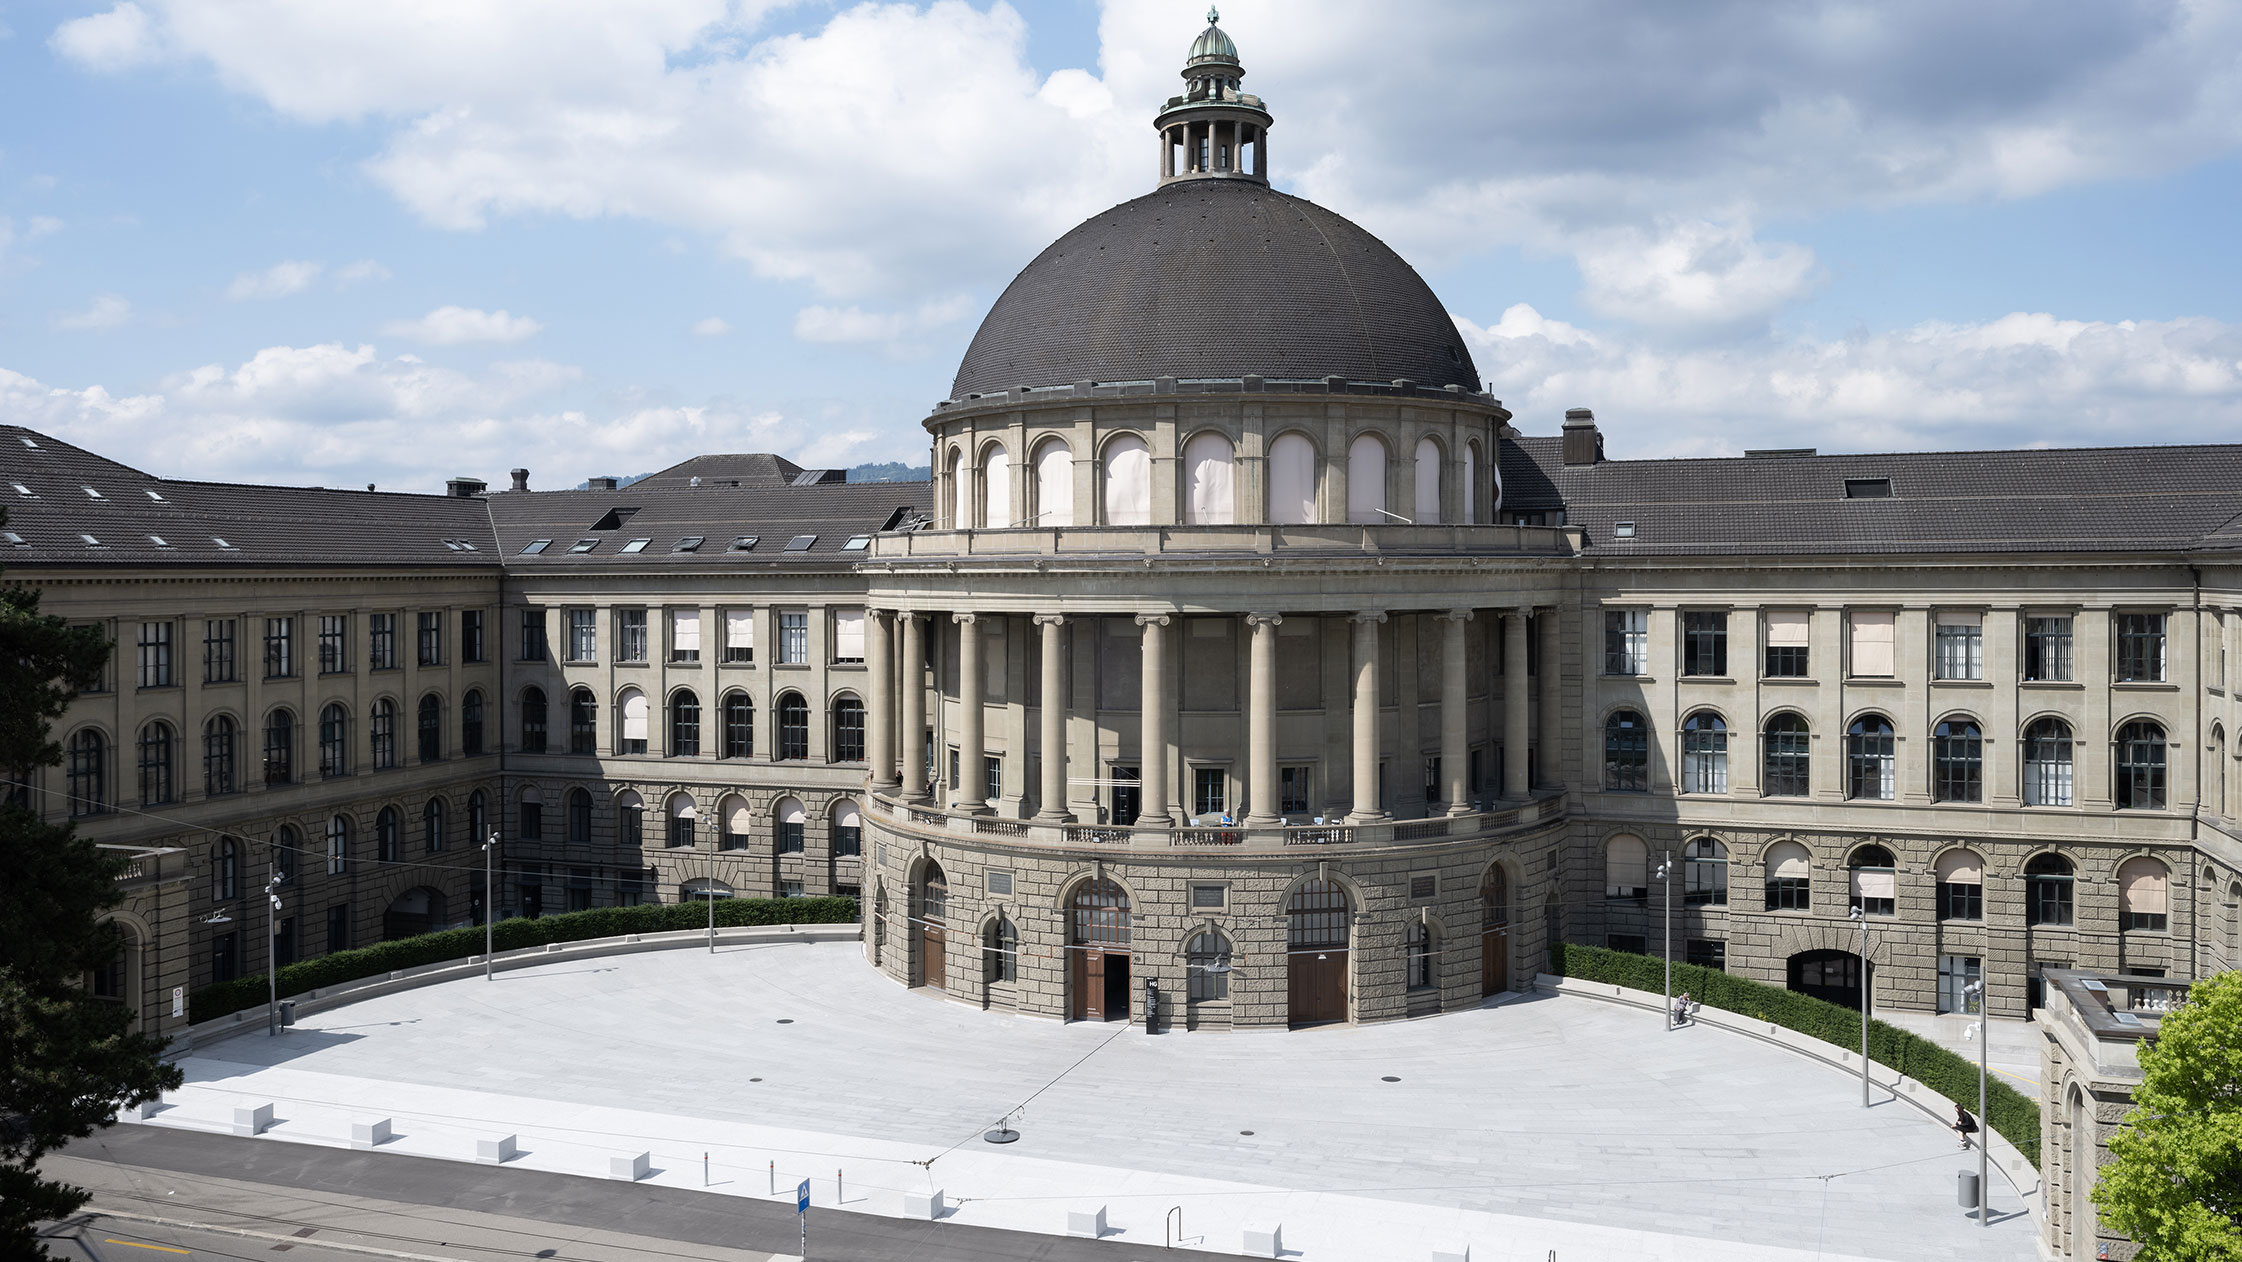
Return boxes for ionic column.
[900,614,928,801]
[1440,609,1473,815]
[1137,613,1172,827]
[866,609,897,791]
[1245,612,1283,824]
[1035,615,1069,821]
[1503,609,1531,799]
[1349,610,1388,823]
[1537,607,1563,790]
[954,613,984,811]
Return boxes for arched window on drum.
[1268,433,1316,524]
[1181,432,1235,525]
[1103,434,1151,526]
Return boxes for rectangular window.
[1685,939,1726,971]
[519,608,549,661]
[1193,767,1227,819]
[325,903,351,954]
[2023,615,2071,681]
[137,621,173,688]
[519,800,543,841]
[1934,612,1983,680]
[1939,878,1984,922]
[263,617,295,678]
[318,615,349,674]
[670,609,701,663]
[1763,610,1810,678]
[779,611,809,665]
[203,619,237,684]
[1937,955,1982,1015]
[417,611,443,666]
[723,609,754,663]
[566,608,597,662]
[1847,611,1894,677]
[832,608,865,663]
[1765,877,1809,911]
[1681,611,1728,677]
[2116,612,2167,682]
[462,610,486,663]
[1279,765,1313,816]
[1603,609,1647,676]
[984,755,1003,803]
[617,608,647,662]
[368,613,397,670]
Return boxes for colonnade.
[860,606,1563,825]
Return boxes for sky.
[2,0,2240,493]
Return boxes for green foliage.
[2094,971,2242,1260]
[189,896,860,1023]
[1552,942,2040,1164]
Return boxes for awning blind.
[1766,610,1811,648]
[1850,611,1895,676]
[672,609,700,653]
[833,609,865,660]
[725,609,754,650]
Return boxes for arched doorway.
[917,861,949,991]
[1481,867,1510,996]
[382,886,448,941]
[1288,878,1350,1026]
[1788,948,1870,1011]
[1068,878,1131,1021]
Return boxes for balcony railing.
[872,793,1559,854]
[867,522,1578,563]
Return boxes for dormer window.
[590,507,639,531]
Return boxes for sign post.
[797,1178,811,1257]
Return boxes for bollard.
[1957,1170,1981,1209]
[350,1119,392,1150]
[475,1135,517,1164]
[1067,1205,1108,1239]
[1244,1223,1283,1257]
[704,1152,709,1187]
[231,1104,274,1137]
[837,1168,843,1205]
[904,1189,944,1219]
[768,1159,775,1195]
[609,1152,650,1182]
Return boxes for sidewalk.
[1876,1009,2045,1092]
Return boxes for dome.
[950,180,1482,400]
[1188,19,1239,67]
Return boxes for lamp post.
[482,831,499,981]
[1964,977,1988,1227]
[1653,850,1674,1029]
[264,866,283,1037]
[1848,904,1869,1107]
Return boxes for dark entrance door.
[1103,952,1131,1020]
[1287,878,1351,1026]
[1481,867,1510,997]
[919,862,949,990]
[1109,766,1140,826]
[1789,949,1870,1011]
[1069,878,1131,1021]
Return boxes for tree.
[2094,970,2242,1261]
[0,514,184,1256]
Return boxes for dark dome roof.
[951,180,1481,400]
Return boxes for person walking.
[1952,1102,1979,1150]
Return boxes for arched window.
[718,794,750,850]
[618,687,648,755]
[519,688,548,754]
[1848,844,1896,916]
[722,692,754,758]
[1287,878,1348,951]
[831,695,865,762]
[272,825,297,884]
[1845,714,1895,800]
[2026,852,2075,925]
[1935,849,1984,921]
[1603,710,1648,792]
[567,788,592,845]
[319,703,349,777]
[264,709,295,785]
[1186,928,1232,1001]
[376,806,400,863]
[775,796,807,854]
[1681,712,1728,794]
[980,443,1012,528]
[670,689,701,757]
[1764,840,1810,911]
[1406,920,1437,990]
[468,789,487,847]
[203,715,238,796]
[137,721,174,805]
[1933,718,1982,802]
[984,916,1018,983]
[616,789,644,848]
[1346,434,1388,523]
[1413,436,1442,524]
[1684,837,1728,905]
[665,792,696,848]
[461,689,485,757]
[370,699,397,768]
[1102,433,1151,526]
[1181,431,1235,525]
[423,796,446,853]
[2022,717,2074,806]
[568,687,596,755]
[1762,714,1809,797]
[832,799,863,857]
[2116,720,2167,810]
[1604,835,1648,900]
[2118,857,2170,932]
[325,815,350,875]
[1463,440,1479,523]
[214,836,238,902]
[1032,437,1073,527]
[417,694,443,763]
[777,692,810,760]
[1268,432,1316,524]
[67,729,108,815]
[2212,724,2227,818]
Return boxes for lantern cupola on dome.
[1157,7,1269,185]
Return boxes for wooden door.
[1288,949,1347,1024]
[1481,929,1508,995]
[924,924,946,990]
[1073,948,1107,1019]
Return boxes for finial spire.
[1155,10,1269,187]
[1208,6,1220,23]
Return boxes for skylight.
[785,534,817,551]
[148,534,171,548]
[568,538,599,553]
[520,538,552,555]
[1612,521,1637,539]
[728,535,759,552]
[212,536,235,550]
[674,536,704,553]
[80,534,103,547]
[2,531,26,547]
[841,534,872,551]
[10,483,30,497]
[19,437,37,448]
[620,538,651,553]
[145,489,166,502]
[82,485,104,500]
[456,539,477,552]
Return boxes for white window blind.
[1182,432,1235,525]
[672,610,700,653]
[833,800,860,830]
[951,451,969,527]
[833,608,865,660]
[1463,441,1477,523]
[1768,841,1811,880]
[1934,850,1983,885]
[982,446,1012,527]
[621,690,649,742]
[1103,434,1151,526]
[779,798,806,826]
[667,792,696,820]
[617,789,643,811]
[1766,611,1811,647]
[2120,859,2168,915]
[1414,436,1442,524]
[725,609,754,650]
[1605,835,1647,895]
[1269,433,1316,524]
[1849,611,1895,677]
[724,798,752,835]
[1851,866,1896,900]
[1937,611,1983,629]
[1347,434,1387,523]
[1034,440,1073,527]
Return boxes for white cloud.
[1,216,65,266]
[379,305,542,345]
[792,295,974,350]
[691,316,730,336]
[225,259,323,300]
[333,259,391,287]
[1458,304,2242,457]
[1571,221,1823,330]
[49,1,161,72]
[51,293,134,331]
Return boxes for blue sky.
[4,0,2240,490]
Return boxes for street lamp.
[1848,904,1869,1107]
[482,831,499,981]
[1963,977,1989,1227]
[264,866,284,1037]
[1653,850,1675,1029]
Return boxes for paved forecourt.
[140,940,2035,1262]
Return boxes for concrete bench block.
[231,1104,273,1136]
[476,1134,517,1164]
[610,1152,650,1181]
[1244,1223,1283,1257]
[125,1098,161,1120]
[903,1189,944,1219]
[1432,1246,1471,1262]
[350,1118,392,1149]
[1066,1205,1107,1239]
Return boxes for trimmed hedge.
[190,896,857,1024]
[1553,942,2039,1164]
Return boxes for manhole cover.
[1240,1130,1255,1136]
[749,1077,763,1083]
[776,1019,794,1024]
[1381,1076,1401,1083]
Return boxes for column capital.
[1134,613,1171,629]
[1032,614,1066,628]
[951,611,978,626]
[1438,607,1476,623]
[1244,611,1284,628]
[1351,610,1388,625]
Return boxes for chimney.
[587,476,618,491]
[446,477,487,498]
[509,468,530,493]
[1562,408,1603,467]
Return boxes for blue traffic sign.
[797,1178,811,1213]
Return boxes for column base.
[1243,812,1283,827]
[1444,802,1474,818]
[1345,810,1388,825]
[1033,809,1075,824]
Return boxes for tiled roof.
[1499,435,2242,556]
[484,477,931,568]
[951,179,1481,400]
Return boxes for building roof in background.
[483,475,929,568]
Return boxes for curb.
[75,1207,473,1262]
